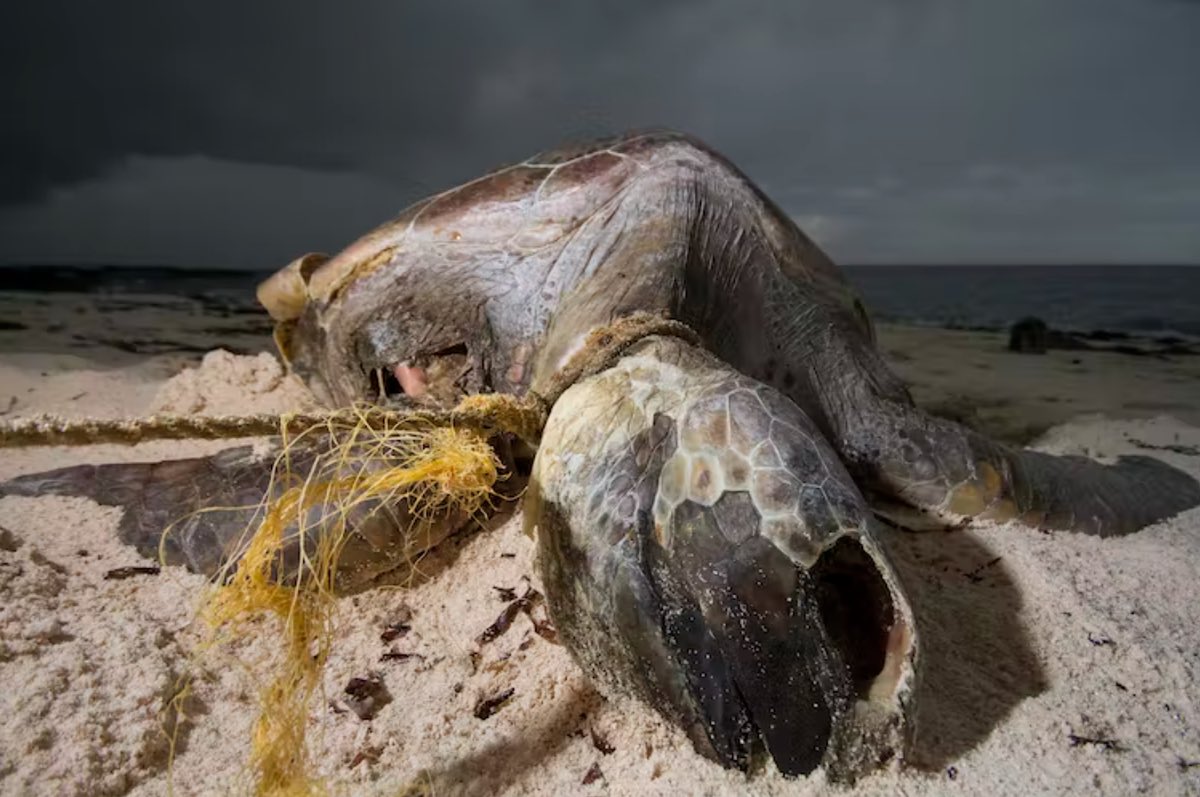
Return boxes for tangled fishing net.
[199,404,516,796]
[0,314,698,796]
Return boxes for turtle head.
[528,336,919,779]
[257,244,486,408]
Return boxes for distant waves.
[845,265,1200,340]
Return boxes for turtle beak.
[257,252,329,322]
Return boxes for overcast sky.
[2,0,1198,268]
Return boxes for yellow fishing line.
[198,411,501,796]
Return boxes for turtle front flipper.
[1,446,279,575]
[0,445,479,589]
[527,336,918,779]
[840,396,1200,536]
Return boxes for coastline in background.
[1,264,1198,361]
[847,265,1200,338]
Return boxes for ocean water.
[844,265,1200,338]
[1,264,1197,342]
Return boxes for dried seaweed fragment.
[380,606,413,642]
[103,565,161,580]
[343,675,392,720]
[1068,733,1122,752]
[476,586,558,646]
[381,622,412,643]
[582,762,604,785]
[591,728,615,755]
[477,599,527,645]
[473,688,515,719]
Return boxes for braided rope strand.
[0,313,698,449]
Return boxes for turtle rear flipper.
[844,397,1200,536]
[1,446,279,576]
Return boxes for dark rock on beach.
[1009,317,1049,354]
[1008,317,1198,358]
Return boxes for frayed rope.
[0,313,699,449]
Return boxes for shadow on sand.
[880,523,1047,770]
[415,682,603,797]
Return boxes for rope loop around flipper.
[0,312,700,450]
[537,312,702,407]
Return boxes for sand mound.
[150,349,318,417]
[1,350,1199,796]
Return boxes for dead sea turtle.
[6,131,1199,778]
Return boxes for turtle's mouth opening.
[369,364,410,402]
[810,535,910,703]
[365,343,472,406]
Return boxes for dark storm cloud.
[0,0,692,203]
[2,0,1199,265]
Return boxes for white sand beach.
[2,324,1199,796]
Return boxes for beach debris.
[348,745,383,769]
[103,565,161,580]
[591,727,615,755]
[381,621,412,642]
[1086,632,1115,647]
[582,762,605,785]
[476,584,557,646]
[380,607,413,642]
[964,556,1002,584]
[946,766,959,780]
[473,688,515,719]
[343,675,392,720]
[380,649,422,663]
[477,599,527,646]
[493,585,518,601]
[1067,733,1122,752]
